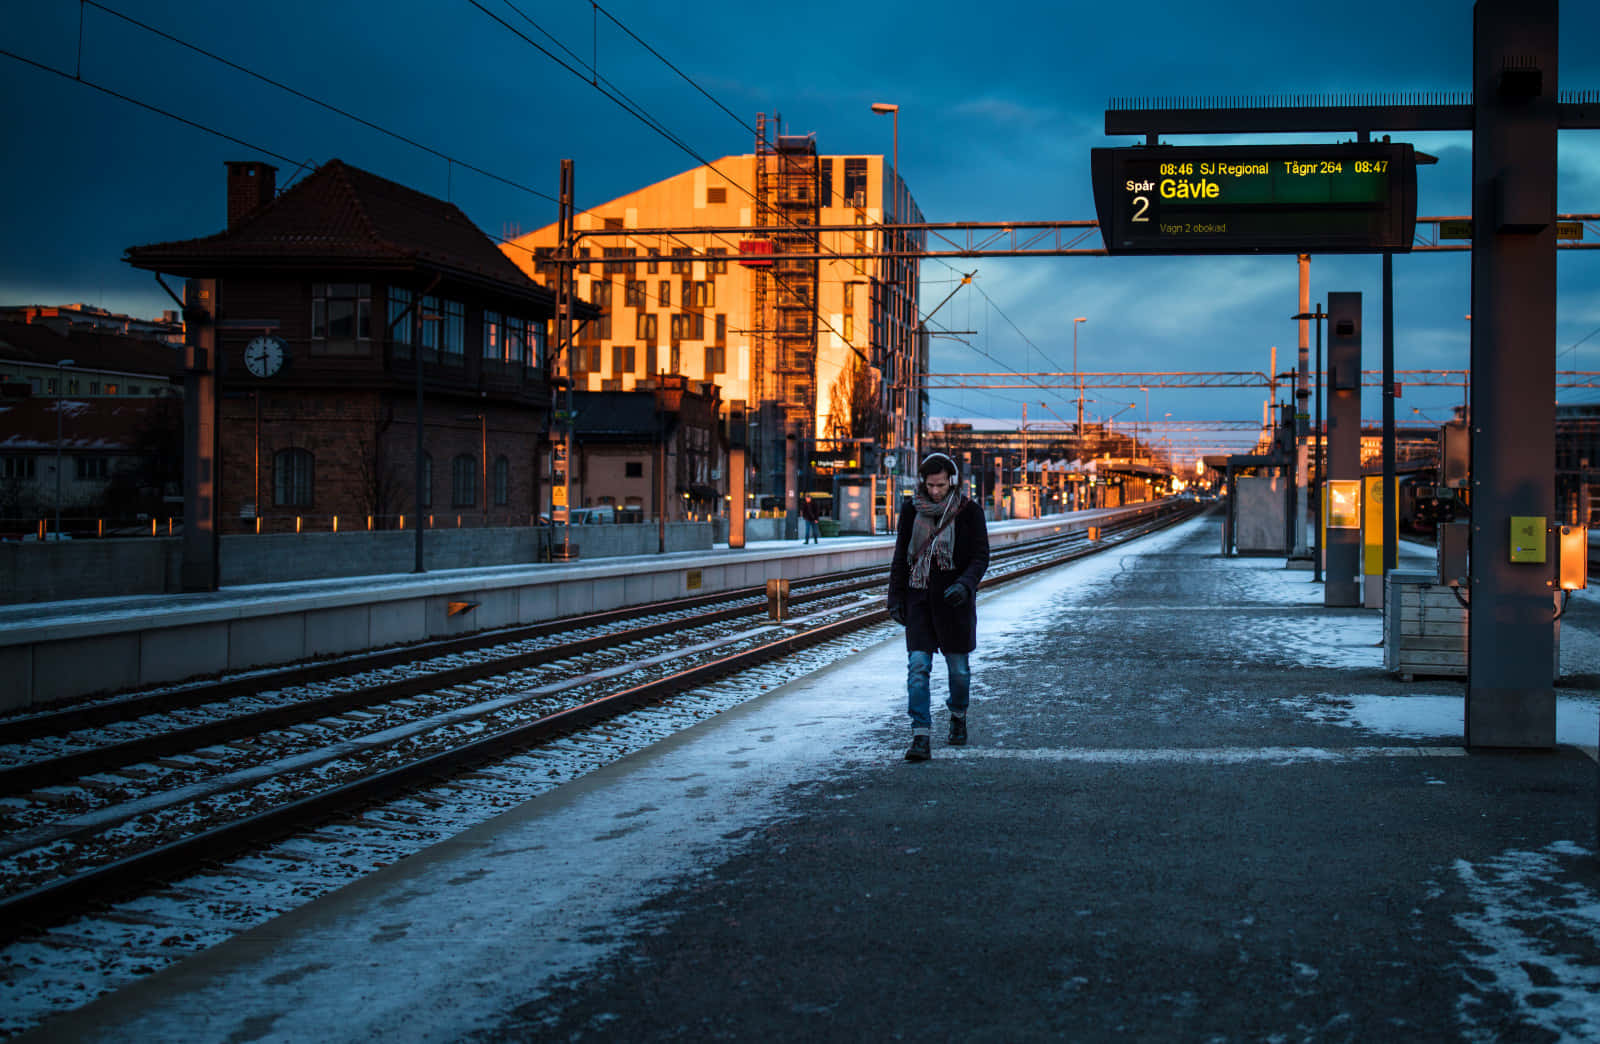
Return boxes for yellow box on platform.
[1361,475,1396,577]
[1509,516,1546,564]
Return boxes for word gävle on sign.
[1091,144,1417,255]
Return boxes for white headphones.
[919,452,960,485]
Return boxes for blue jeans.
[803,519,819,543]
[906,650,971,731]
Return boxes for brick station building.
[125,160,587,534]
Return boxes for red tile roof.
[0,321,180,379]
[0,396,176,453]
[125,160,556,306]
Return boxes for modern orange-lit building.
[503,126,925,506]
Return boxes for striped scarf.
[908,487,963,590]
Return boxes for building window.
[105,383,119,395]
[88,381,99,394]
[603,246,636,276]
[704,344,725,376]
[670,314,685,343]
[625,280,646,308]
[503,316,526,365]
[671,247,693,274]
[312,283,372,355]
[843,281,855,312]
[483,310,502,360]
[691,281,715,308]
[66,379,79,394]
[2,456,35,479]
[420,453,433,508]
[707,186,727,205]
[591,280,613,341]
[636,313,657,342]
[274,448,314,507]
[820,158,833,207]
[625,461,643,478]
[658,280,671,308]
[844,158,869,207]
[843,315,854,342]
[493,455,510,506]
[715,313,726,345]
[451,454,477,507]
[75,457,109,480]
[388,286,415,349]
[706,247,728,274]
[646,344,658,374]
[528,321,547,370]
[646,249,659,274]
[612,344,636,374]
[46,378,58,394]
[575,247,590,274]
[419,296,465,361]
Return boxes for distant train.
[1395,472,1464,535]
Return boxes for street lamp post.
[54,358,75,538]
[870,102,901,462]
[1073,317,1088,438]
[1293,306,1328,582]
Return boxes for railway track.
[0,503,1194,1036]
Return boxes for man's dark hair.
[918,453,958,481]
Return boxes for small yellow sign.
[1438,220,1472,240]
[552,485,568,507]
[1556,221,1584,240]
[1509,516,1546,564]
[686,569,703,591]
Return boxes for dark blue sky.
[4,1,1598,456]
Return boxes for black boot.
[904,734,931,761]
[947,716,967,746]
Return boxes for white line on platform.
[940,746,1468,763]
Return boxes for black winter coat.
[887,495,990,653]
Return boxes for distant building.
[0,320,180,400]
[503,124,924,504]
[0,303,184,345]
[125,159,587,534]
[0,395,181,531]
[567,375,724,522]
[0,321,183,529]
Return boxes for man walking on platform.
[887,453,989,761]
[800,495,821,544]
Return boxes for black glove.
[942,584,970,608]
[889,603,907,625]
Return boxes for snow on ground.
[1453,842,1600,1043]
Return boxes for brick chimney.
[225,161,277,227]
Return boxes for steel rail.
[0,503,1194,942]
[0,532,1084,792]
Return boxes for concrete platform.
[0,505,1156,711]
[19,513,1600,1041]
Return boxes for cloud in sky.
[3,0,1598,450]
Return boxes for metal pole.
[54,363,65,537]
[480,411,487,525]
[1314,306,1324,583]
[1382,251,1397,576]
[413,301,425,573]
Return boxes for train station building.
[123,160,588,535]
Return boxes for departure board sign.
[1091,144,1417,255]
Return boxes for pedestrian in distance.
[800,495,821,544]
[887,452,990,761]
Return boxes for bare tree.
[356,401,402,527]
[825,354,885,443]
